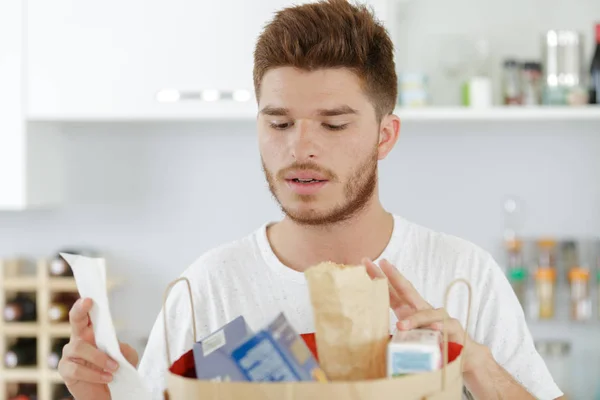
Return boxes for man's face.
[257,67,393,226]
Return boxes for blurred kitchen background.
[1,0,600,399]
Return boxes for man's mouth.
[290,178,327,184]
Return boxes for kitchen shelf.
[395,106,600,122]
[0,258,122,400]
[3,323,40,337]
[2,368,40,383]
[2,276,121,291]
[47,370,64,383]
[3,278,39,291]
[28,105,600,123]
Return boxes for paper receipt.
[61,253,151,399]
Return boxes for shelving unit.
[395,106,600,122]
[27,105,600,123]
[0,258,121,400]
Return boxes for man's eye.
[323,123,348,131]
[269,122,293,130]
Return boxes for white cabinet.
[0,1,63,210]
[26,0,284,119]
[26,0,391,120]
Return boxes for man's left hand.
[362,258,491,374]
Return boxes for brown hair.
[253,0,397,120]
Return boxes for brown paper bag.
[163,277,472,400]
[304,261,390,381]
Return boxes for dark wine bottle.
[48,339,69,369]
[3,293,37,322]
[591,22,600,104]
[4,338,37,368]
[53,384,73,400]
[49,253,74,277]
[48,293,79,323]
[49,248,101,277]
[8,383,37,400]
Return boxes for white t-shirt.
[138,215,562,400]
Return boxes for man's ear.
[377,113,401,160]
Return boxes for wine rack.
[0,257,121,400]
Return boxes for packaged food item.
[192,315,251,382]
[305,261,390,381]
[387,329,442,377]
[230,313,327,382]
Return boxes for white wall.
[0,120,597,320]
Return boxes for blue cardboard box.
[230,313,327,382]
[192,315,250,382]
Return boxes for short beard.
[262,147,378,227]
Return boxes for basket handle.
[162,277,198,366]
[441,278,472,390]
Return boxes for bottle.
[505,239,527,307]
[521,62,543,106]
[8,383,38,400]
[590,23,600,104]
[49,248,100,277]
[49,253,74,277]
[48,339,69,369]
[53,385,72,400]
[534,239,557,319]
[4,293,37,322]
[48,293,79,323]
[462,39,493,108]
[4,338,37,368]
[569,267,591,321]
[502,59,522,105]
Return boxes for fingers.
[363,258,385,280]
[62,339,119,373]
[396,309,465,343]
[397,308,447,330]
[58,358,114,384]
[69,298,93,337]
[379,259,431,310]
[363,258,407,311]
[120,342,139,367]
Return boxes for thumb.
[119,342,139,367]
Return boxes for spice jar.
[503,59,522,105]
[569,267,591,321]
[537,239,557,267]
[521,62,543,105]
[508,268,527,308]
[535,267,556,319]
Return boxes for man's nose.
[290,120,317,161]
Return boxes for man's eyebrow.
[259,106,289,116]
[259,105,359,117]
[317,105,358,116]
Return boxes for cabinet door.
[26,0,391,120]
[26,0,298,119]
[0,0,25,208]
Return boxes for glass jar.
[535,267,556,319]
[508,267,527,307]
[502,59,522,105]
[521,62,543,105]
[569,267,591,321]
[537,239,557,268]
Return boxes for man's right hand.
[58,298,139,400]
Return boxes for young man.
[58,1,563,399]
